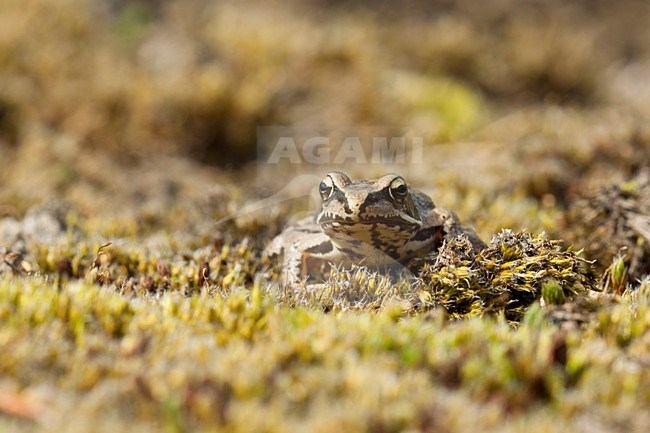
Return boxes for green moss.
[1,276,648,432]
[388,72,487,142]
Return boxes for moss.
[420,231,595,320]
[564,169,650,281]
[0,277,649,432]
[1,0,650,431]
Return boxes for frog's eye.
[319,176,334,200]
[389,177,408,203]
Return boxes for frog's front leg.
[431,208,486,252]
[283,232,340,286]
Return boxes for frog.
[265,172,485,286]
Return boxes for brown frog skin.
[265,172,485,286]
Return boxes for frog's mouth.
[318,214,421,230]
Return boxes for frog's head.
[316,172,423,250]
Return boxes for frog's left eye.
[389,177,408,203]
[319,176,334,201]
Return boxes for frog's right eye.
[388,176,408,204]
[319,176,334,200]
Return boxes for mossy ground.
[1,277,650,433]
[1,0,650,432]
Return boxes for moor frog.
[265,172,485,285]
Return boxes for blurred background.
[0,0,649,242]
